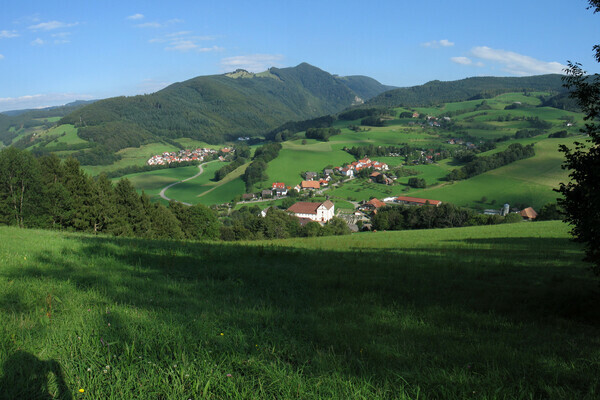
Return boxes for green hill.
[58,63,392,152]
[366,74,568,107]
[0,101,95,147]
[1,222,598,399]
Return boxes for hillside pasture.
[1,222,599,399]
[82,142,180,176]
[164,161,244,205]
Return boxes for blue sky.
[0,0,599,111]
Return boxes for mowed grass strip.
[0,222,599,399]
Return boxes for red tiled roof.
[287,202,321,214]
[520,207,537,219]
[367,198,386,208]
[396,196,442,206]
[272,182,285,189]
[301,180,320,189]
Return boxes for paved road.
[158,162,211,205]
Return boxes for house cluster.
[447,139,477,149]
[334,158,389,177]
[147,148,217,166]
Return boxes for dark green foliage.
[71,145,122,166]
[445,143,535,181]
[514,129,544,139]
[214,158,246,181]
[338,107,383,121]
[241,143,282,191]
[361,116,386,127]
[267,115,336,141]
[371,203,516,231]
[171,203,221,240]
[536,203,563,221]
[346,144,451,163]
[0,147,44,227]
[305,127,341,141]
[398,111,414,118]
[540,92,581,112]
[252,143,282,163]
[367,75,567,108]
[105,159,201,179]
[114,179,151,237]
[407,177,426,188]
[243,160,268,192]
[148,200,185,240]
[333,75,396,99]
[60,64,387,153]
[503,213,524,224]
[558,60,600,274]
[549,130,570,138]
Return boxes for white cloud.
[220,54,285,72]
[0,54,4,60]
[0,30,19,38]
[0,93,94,112]
[471,46,565,75]
[51,32,71,38]
[451,56,473,65]
[150,31,218,52]
[127,13,144,20]
[31,38,44,46]
[422,39,454,48]
[136,18,182,28]
[28,20,79,31]
[136,22,163,28]
[450,57,485,67]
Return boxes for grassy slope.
[408,137,573,209]
[1,222,599,399]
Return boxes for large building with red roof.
[287,200,335,222]
[396,196,442,206]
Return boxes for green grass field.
[164,161,244,205]
[82,143,181,176]
[1,222,599,399]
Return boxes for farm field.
[114,165,203,201]
[1,222,599,399]
[164,161,244,205]
[82,142,180,176]
[409,136,573,209]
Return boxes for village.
[232,155,539,230]
[147,147,220,166]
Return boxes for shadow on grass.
[5,233,600,397]
[0,351,72,400]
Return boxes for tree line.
[445,143,535,181]
[371,203,523,231]
[242,143,282,192]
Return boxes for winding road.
[159,161,212,206]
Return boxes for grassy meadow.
[1,221,599,399]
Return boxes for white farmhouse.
[287,200,335,223]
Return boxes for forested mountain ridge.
[366,74,568,108]
[58,63,393,150]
